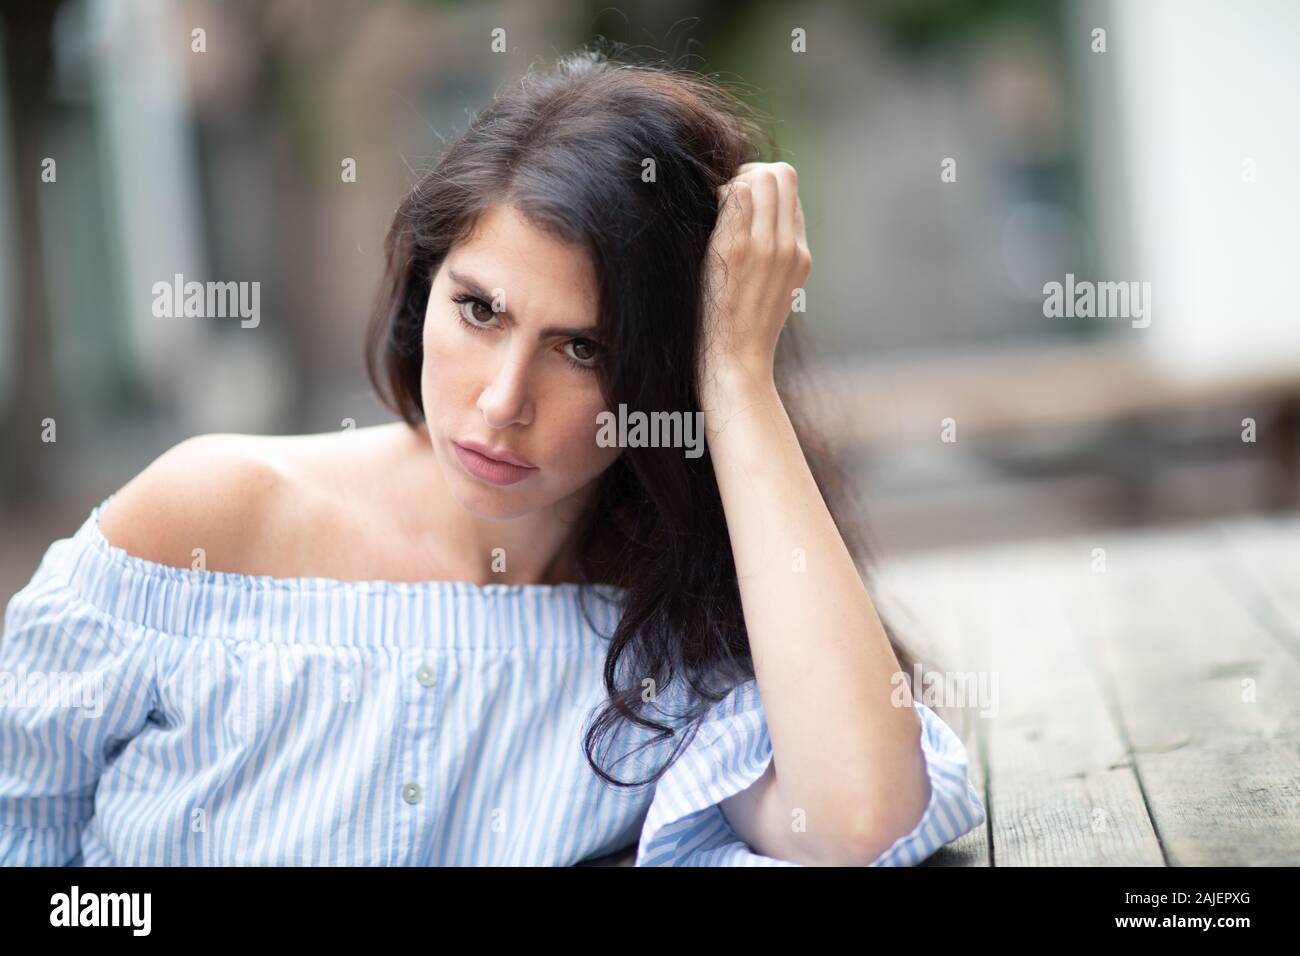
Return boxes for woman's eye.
[455,295,497,327]
[565,339,600,366]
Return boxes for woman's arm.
[699,163,930,866]
[0,536,158,865]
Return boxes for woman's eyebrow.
[447,268,599,338]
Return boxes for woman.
[0,49,984,866]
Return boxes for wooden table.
[578,513,1300,866]
[808,342,1300,512]
[874,513,1300,866]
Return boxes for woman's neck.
[377,421,593,586]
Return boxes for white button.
[416,665,436,687]
[402,782,422,805]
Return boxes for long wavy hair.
[366,47,935,789]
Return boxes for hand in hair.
[698,161,812,385]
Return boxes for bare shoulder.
[97,424,419,576]
[98,433,293,572]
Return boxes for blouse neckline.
[50,497,628,648]
[85,494,623,597]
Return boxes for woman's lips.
[452,441,537,486]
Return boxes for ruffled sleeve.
[0,516,158,866]
[634,679,985,866]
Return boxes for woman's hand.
[698,161,812,388]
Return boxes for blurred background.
[2,0,1298,598]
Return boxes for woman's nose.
[477,349,534,428]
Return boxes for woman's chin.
[447,481,539,522]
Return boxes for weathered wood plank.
[1218,514,1300,668]
[879,541,1165,865]
[986,521,1300,865]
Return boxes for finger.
[774,164,798,247]
[743,167,779,248]
[732,164,768,238]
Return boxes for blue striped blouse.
[0,497,985,866]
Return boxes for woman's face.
[420,203,621,521]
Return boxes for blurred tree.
[0,0,64,505]
[867,0,1048,51]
